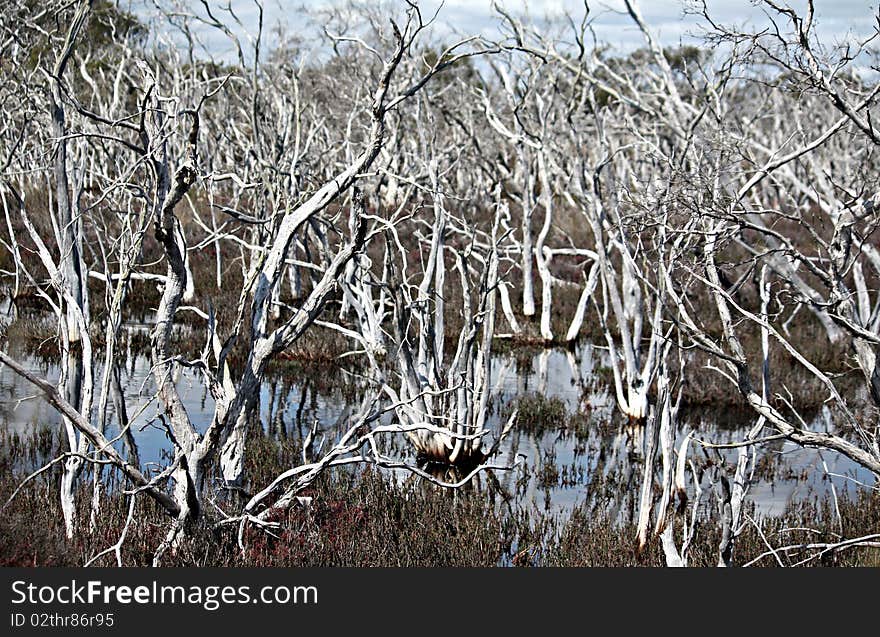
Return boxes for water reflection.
[0,330,874,520]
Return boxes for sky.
[421,0,876,45]
[130,0,879,62]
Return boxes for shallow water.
[0,325,875,521]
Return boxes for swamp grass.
[1,426,878,567]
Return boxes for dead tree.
[0,1,509,563]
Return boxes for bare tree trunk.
[51,0,92,539]
[520,153,536,318]
[534,151,554,341]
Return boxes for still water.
[0,321,874,521]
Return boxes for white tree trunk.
[565,262,599,342]
[535,152,555,341]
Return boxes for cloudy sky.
[422,0,876,44]
[132,1,878,60]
